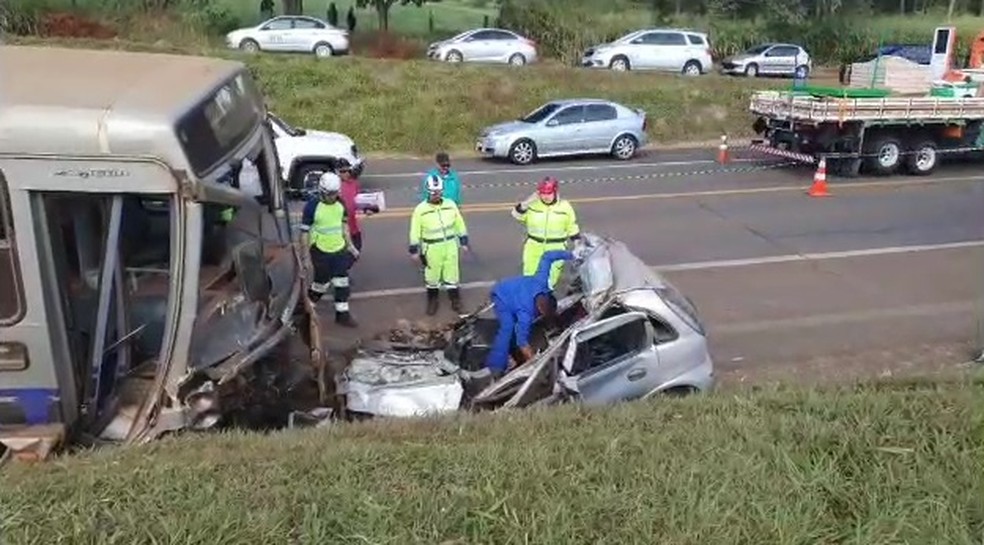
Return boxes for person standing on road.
[409,175,470,316]
[512,177,580,289]
[481,250,574,378]
[298,172,360,328]
[336,158,375,255]
[419,152,462,205]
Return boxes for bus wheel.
[905,140,938,176]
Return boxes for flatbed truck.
[747,88,984,177]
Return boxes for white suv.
[226,16,349,58]
[268,113,365,198]
[581,28,713,75]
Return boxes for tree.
[327,2,339,25]
[354,0,432,31]
[281,0,303,15]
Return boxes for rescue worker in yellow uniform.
[409,174,470,316]
[298,172,360,328]
[512,177,580,288]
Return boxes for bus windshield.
[176,72,264,177]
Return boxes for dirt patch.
[352,31,426,60]
[39,12,117,40]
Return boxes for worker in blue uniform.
[484,249,574,377]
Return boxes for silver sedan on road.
[426,28,538,65]
[476,99,648,165]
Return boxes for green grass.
[12,35,780,154]
[2,380,983,543]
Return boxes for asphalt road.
[312,147,984,385]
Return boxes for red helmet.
[537,177,559,196]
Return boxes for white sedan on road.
[226,16,349,58]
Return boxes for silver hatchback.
[426,28,538,65]
[477,99,648,165]
[720,43,812,78]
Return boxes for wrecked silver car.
[337,234,715,418]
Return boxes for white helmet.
[426,174,444,193]
[318,172,341,193]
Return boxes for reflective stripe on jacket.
[408,199,468,252]
[516,199,579,243]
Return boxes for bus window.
[0,172,24,324]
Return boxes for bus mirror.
[231,240,271,303]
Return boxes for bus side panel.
[0,166,77,430]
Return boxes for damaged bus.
[0,46,324,461]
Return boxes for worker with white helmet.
[298,171,361,327]
[409,174,469,315]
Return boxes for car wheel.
[314,43,334,58]
[239,39,260,53]
[291,161,334,199]
[508,139,537,165]
[446,49,463,62]
[611,134,638,160]
[508,53,526,66]
[794,64,809,79]
[609,56,630,71]
[905,139,939,176]
[744,63,759,77]
[682,60,702,76]
[862,133,903,176]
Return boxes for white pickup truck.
[268,112,366,198]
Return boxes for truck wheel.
[291,162,333,199]
[904,140,938,176]
[863,134,903,175]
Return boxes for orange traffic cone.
[717,134,729,164]
[807,158,831,197]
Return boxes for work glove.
[349,246,360,260]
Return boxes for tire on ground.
[862,132,903,176]
[904,138,939,176]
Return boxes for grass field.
[2,380,982,543]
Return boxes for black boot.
[448,288,462,313]
[426,288,440,316]
[336,311,358,328]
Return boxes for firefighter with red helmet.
[511,177,580,288]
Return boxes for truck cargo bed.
[750,90,984,123]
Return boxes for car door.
[256,17,293,51]
[540,105,586,155]
[563,311,658,405]
[581,103,620,151]
[289,17,324,52]
[460,30,496,61]
[487,30,519,62]
[763,45,798,75]
[624,31,659,69]
[655,31,689,71]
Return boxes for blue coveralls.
[485,250,574,373]
[419,168,462,205]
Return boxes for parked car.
[426,28,538,65]
[720,43,812,78]
[225,16,349,58]
[267,113,365,198]
[476,99,647,165]
[580,28,713,74]
[338,233,715,418]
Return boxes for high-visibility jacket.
[300,198,348,253]
[514,199,579,244]
[408,199,468,253]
